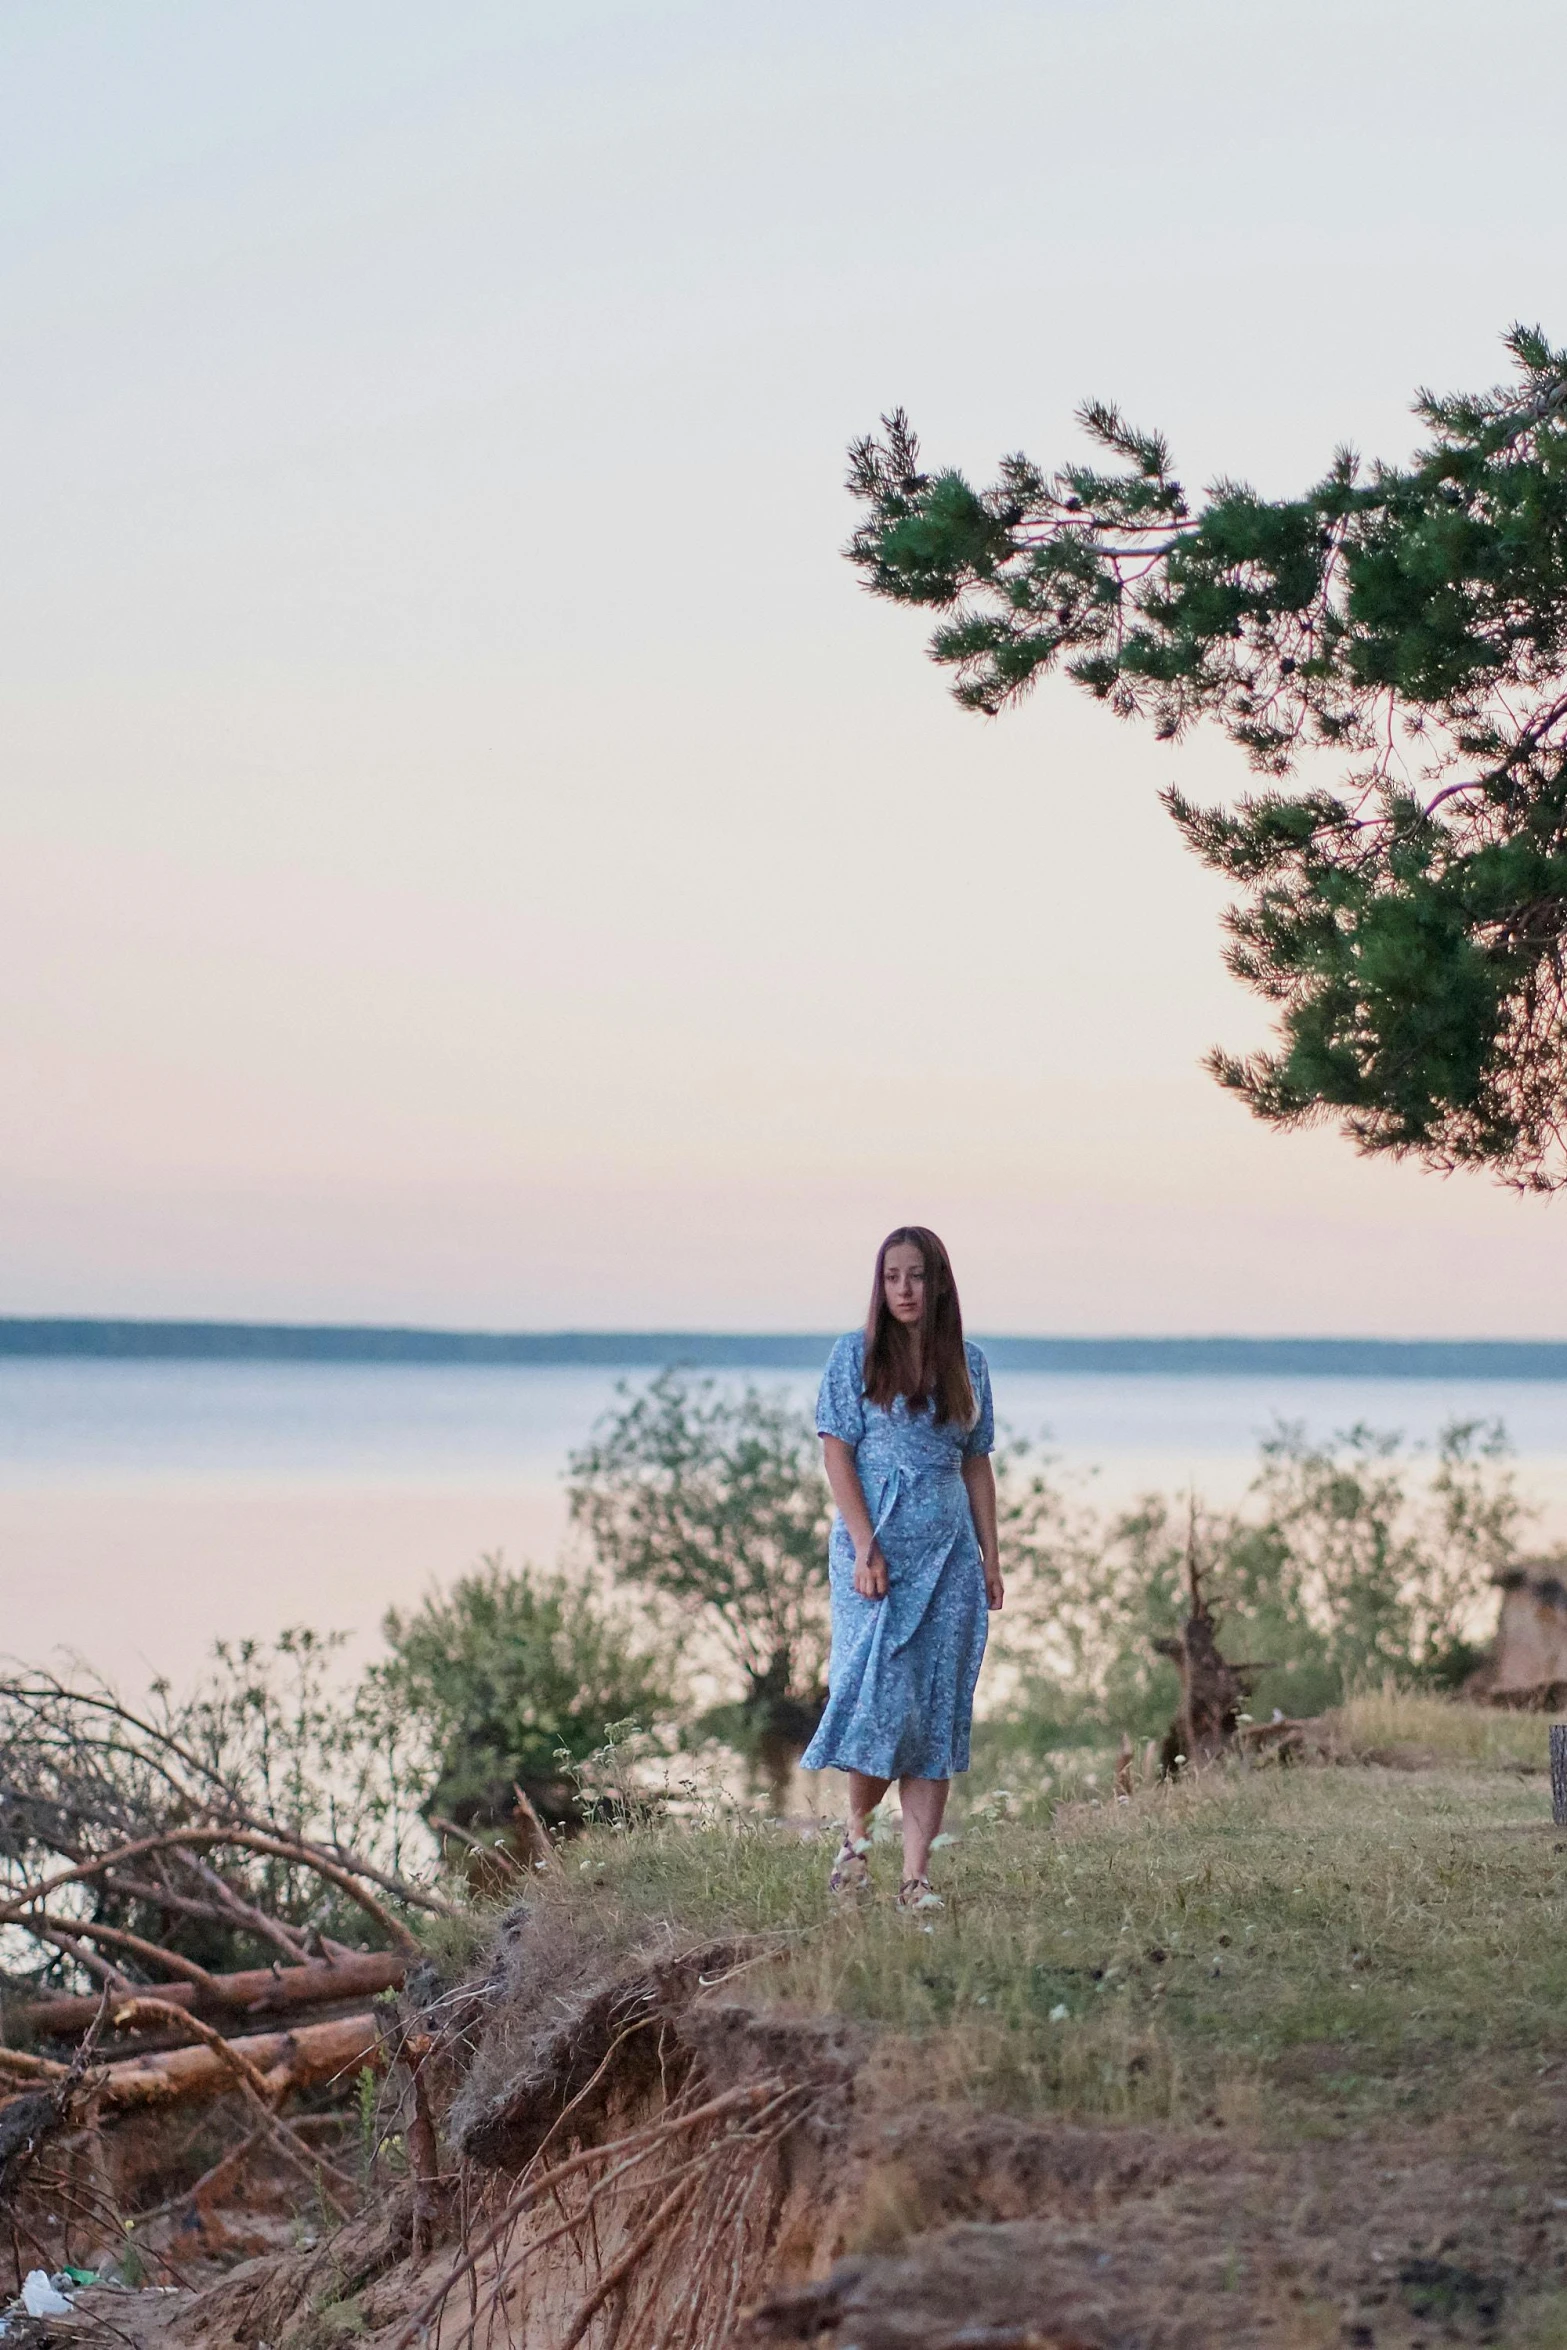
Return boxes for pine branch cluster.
[846,327,1567,1188]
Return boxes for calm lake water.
[4,1357,1566,1686]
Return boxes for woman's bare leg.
[847,1771,891,1845]
[897,1776,950,1883]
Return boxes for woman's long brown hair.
[862,1225,975,1427]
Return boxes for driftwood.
[10,1949,407,2040]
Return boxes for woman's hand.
[823,1437,885,1602]
[983,1557,1004,1611]
[854,1541,889,1601]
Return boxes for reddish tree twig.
[20,1912,224,1991]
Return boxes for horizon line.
[7,1317,1567,1378]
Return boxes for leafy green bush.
[380,1559,671,1832]
[567,1373,830,1800]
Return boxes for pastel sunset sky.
[7,1,1567,1335]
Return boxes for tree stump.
[1154,1513,1266,1775]
[1551,1722,1567,1826]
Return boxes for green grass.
[509,1713,1567,2145]
[800,1764,1567,2133]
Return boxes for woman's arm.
[822,1435,887,1600]
[962,1454,1004,1610]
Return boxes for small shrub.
[381,1558,672,1833]
[568,1373,831,1803]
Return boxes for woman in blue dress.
[801,1226,1003,1910]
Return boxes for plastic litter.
[22,2273,74,2317]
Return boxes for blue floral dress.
[801,1332,994,1782]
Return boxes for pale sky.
[6,1,1567,1335]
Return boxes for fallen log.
[113,1998,362,2214]
[10,1948,406,2040]
[82,2008,382,2114]
[0,2046,70,2083]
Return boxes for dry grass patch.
[1327,1684,1560,1767]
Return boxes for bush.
[567,1373,831,1801]
[380,1559,672,1833]
[996,1417,1524,1746]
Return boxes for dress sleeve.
[961,1346,995,1458]
[816,1334,866,1447]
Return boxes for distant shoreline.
[5,1319,1567,1380]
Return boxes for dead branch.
[113,1997,292,2101]
[25,1921,136,1997]
[397,2030,445,2264]
[0,1674,452,1916]
[13,1949,407,2039]
[19,1913,224,1991]
[0,1826,426,1950]
[172,1849,318,1960]
[511,1782,557,1870]
[0,2050,70,2084]
[45,2008,385,2116]
[1154,1509,1262,1771]
[101,1865,309,1965]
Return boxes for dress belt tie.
[867,1461,961,1541]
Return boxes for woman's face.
[882,1242,926,1327]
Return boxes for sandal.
[896,1875,945,1913]
[828,1831,871,1896]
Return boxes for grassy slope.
[518,1695,1567,2146]
[434,1698,1567,2343]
